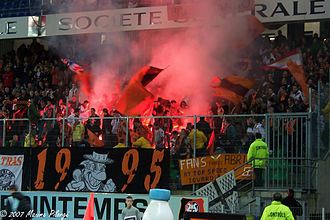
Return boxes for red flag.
[83,192,94,220]
[207,130,215,155]
[115,66,163,116]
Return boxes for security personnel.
[247,132,269,186]
[261,193,294,220]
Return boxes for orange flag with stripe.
[212,76,255,104]
[87,128,104,147]
[287,59,309,102]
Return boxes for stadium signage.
[254,0,330,23]
[0,17,28,39]
[2,1,329,39]
[0,192,208,220]
[179,154,252,185]
[46,6,189,35]
[57,12,162,31]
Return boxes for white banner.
[0,155,24,190]
[254,0,330,23]
[0,17,29,39]
[45,6,209,36]
[1,1,330,38]
[0,191,208,219]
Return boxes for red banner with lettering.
[179,154,252,186]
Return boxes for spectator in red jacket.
[2,66,14,88]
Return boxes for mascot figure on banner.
[66,152,117,192]
[0,169,16,190]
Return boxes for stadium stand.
[0,1,329,218]
[0,0,42,18]
[0,32,328,148]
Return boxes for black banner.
[1,148,169,193]
[31,148,169,193]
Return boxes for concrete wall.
[317,154,330,208]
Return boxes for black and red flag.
[212,76,255,104]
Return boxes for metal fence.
[316,82,330,160]
[0,113,321,192]
[1,83,329,217]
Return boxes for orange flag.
[87,128,104,147]
[287,59,309,102]
[83,192,94,220]
[115,66,163,116]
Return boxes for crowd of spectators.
[0,32,329,164]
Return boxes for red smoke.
[78,2,262,117]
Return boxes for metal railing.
[316,82,330,160]
[235,157,316,199]
[0,113,321,192]
[189,156,317,214]
[2,113,324,155]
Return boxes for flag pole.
[83,192,95,220]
